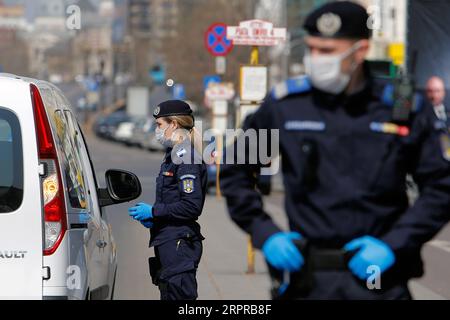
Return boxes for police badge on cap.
[317,13,342,37]
[304,1,372,39]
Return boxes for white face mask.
[155,125,174,148]
[303,42,361,95]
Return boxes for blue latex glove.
[140,219,153,229]
[128,202,153,221]
[262,232,304,272]
[344,236,396,280]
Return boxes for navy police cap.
[304,1,372,39]
[153,100,193,119]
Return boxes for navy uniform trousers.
[151,238,203,300]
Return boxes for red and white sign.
[226,19,287,46]
[205,82,235,101]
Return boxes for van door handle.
[96,240,108,249]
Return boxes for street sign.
[203,75,221,90]
[205,82,235,101]
[227,20,287,46]
[173,84,186,100]
[240,65,268,102]
[205,23,234,57]
[215,56,227,75]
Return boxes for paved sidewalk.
[197,196,273,300]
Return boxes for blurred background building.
[0,0,446,106]
[0,1,29,75]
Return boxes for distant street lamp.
[166,79,174,87]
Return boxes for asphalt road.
[84,133,450,300]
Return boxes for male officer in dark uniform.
[220,1,450,300]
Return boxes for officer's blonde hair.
[166,115,203,155]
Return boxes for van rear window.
[0,108,23,213]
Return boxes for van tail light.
[31,84,67,256]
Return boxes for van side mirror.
[98,169,142,207]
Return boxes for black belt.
[307,246,353,271]
[268,240,357,299]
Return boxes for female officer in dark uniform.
[128,100,207,300]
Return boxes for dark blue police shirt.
[220,73,450,278]
[150,139,207,247]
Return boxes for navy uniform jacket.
[150,139,207,247]
[220,73,450,279]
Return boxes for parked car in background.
[93,111,130,140]
[130,117,152,148]
[0,73,142,300]
[141,119,165,152]
[114,120,135,146]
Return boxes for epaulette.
[271,76,312,101]
[176,148,187,158]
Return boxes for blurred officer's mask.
[304,41,362,95]
[155,125,175,148]
[156,124,189,149]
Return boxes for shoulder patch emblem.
[182,179,194,194]
[440,133,450,161]
[176,148,187,157]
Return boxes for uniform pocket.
[158,239,199,280]
[159,259,196,280]
[148,257,162,285]
[178,238,203,266]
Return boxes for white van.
[0,74,142,300]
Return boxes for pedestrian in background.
[426,76,449,125]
